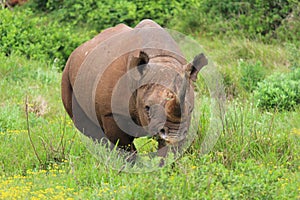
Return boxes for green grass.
[0,37,299,199]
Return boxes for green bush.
[0,8,91,69]
[170,0,300,43]
[25,0,300,44]
[239,60,266,92]
[254,68,300,111]
[275,2,300,44]
[27,0,180,31]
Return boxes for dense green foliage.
[0,9,92,68]
[173,0,300,42]
[27,0,180,30]
[255,68,300,111]
[26,0,300,43]
[1,0,299,69]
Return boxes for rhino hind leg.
[61,63,73,119]
[100,116,138,165]
[71,95,108,141]
[70,95,137,162]
[156,139,186,167]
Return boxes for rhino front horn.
[167,74,187,119]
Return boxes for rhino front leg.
[100,115,137,162]
[157,139,169,167]
[157,138,186,167]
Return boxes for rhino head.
[127,50,208,146]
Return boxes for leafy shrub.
[25,0,300,44]
[239,60,266,92]
[29,0,63,11]
[27,0,180,31]
[134,0,180,26]
[0,8,91,69]
[275,2,300,45]
[170,0,299,43]
[254,68,300,111]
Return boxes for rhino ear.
[186,53,208,82]
[127,50,149,76]
[127,51,149,91]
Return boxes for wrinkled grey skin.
[61,19,208,160]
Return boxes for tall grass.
[0,41,299,199]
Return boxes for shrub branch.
[25,95,43,166]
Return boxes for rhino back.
[61,23,132,120]
[68,24,132,86]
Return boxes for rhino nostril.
[145,105,150,112]
[159,127,168,136]
[145,105,151,117]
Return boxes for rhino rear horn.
[171,74,187,118]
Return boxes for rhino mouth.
[157,127,187,145]
[147,114,188,145]
[159,133,186,145]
